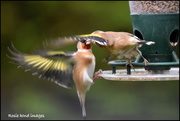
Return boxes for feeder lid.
[99,67,179,81]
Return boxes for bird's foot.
[93,69,103,81]
[143,59,149,66]
[125,60,135,71]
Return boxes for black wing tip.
[37,69,74,89]
[7,43,24,58]
[6,42,27,66]
[55,81,73,89]
[69,36,107,46]
[69,36,83,41]
[89,36,107,46]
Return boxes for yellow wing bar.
[24,54,69,71]
[78,34,102,38]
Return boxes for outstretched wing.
[43,37,77,49]
[43,34,107,49]
[70,34,107,47]
[7,44,75,88]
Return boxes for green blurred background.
[1,1,179,120]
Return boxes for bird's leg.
[77,90,87,120]
[142,58,149,66]
[125,60,135,71]
[136,47,149,66]
[93,69,103,81]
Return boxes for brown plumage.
[90,30,155,64]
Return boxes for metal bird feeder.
[100,1,179,81]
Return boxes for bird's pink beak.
[86,39,91,45]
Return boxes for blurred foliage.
[1,1,179,120]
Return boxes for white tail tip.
[146,41,155,45]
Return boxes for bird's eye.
[80,39,86,43]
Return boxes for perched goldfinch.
[89,30,155,65]
[7,39,102,119]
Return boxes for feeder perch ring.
[99,67,179,81]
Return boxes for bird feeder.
[100,1,179,81]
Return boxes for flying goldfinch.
[7,39,105,119]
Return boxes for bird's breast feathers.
[73,51,95,86]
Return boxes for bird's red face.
[81,39,92,50]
